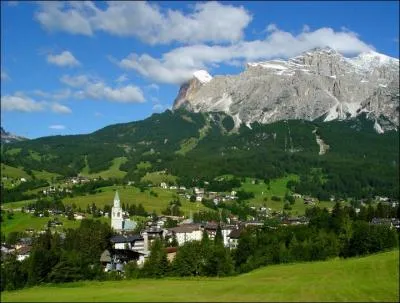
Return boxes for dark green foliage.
[141,239,169,278]
[2,111,397,201]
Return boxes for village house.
[227,228,242,249]
[160,182,168,189]
[167,224,203,246]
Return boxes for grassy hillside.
[2,250,398,302]
[62,186,208,215]
[80,157,128,179]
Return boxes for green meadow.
[2,250,398,302]
[62,185,208,215]
[80,157,128,179]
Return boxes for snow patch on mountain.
[193,70,213,84]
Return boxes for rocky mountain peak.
[173,48,399,133]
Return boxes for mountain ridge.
[173,47,399,133]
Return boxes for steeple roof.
[114,190,120,202]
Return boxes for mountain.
[1,110,398,199]
[173,47,399,133]
[1,127,27,144]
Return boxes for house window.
[117,212,120,217]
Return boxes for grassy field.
[141,172,177,185]
[1,164,30,180]
[2,250,398,302]
[1,211,82,235]
[62,186,208,215]
[80,157,128,179]
[236,175,339,215]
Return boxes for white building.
[111,191,124,231]
[168,224,203,246]
[111,191,137,232]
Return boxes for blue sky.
[1,1,399,139]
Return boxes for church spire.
[114,190,120,208]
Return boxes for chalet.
[160,182,168,189]
[179,186,186,190]
[196,195,204,202]
[204,222,218,239]
[293,193,302,199]
[100,248,147,272]
[110,234,144,251]
[213,198,220,205]
[221,225,235,247]
[227,228,242,249]
[142,225,166,251]
[169,185,178,190]
[168,224,202,246]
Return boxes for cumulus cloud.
[1,94,46,112]
[118,26,373,84]
[61,74,145,103]
[1,93,72,114]
[32,88,72,100]
[47,51,80,67]
[51,103,72,114]
[34,1,252,44]
[60,74,90,87]
[35,2,93,35]
[49,124,66,130]
[1,70,10,81]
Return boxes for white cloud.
[1,70,10,81]
[49,124,66,130]
[61,74,145,103]
[94,111,103,117]
[60,74,90,87]
[47,51,80,67]
[1,94,46,112]
[35,2,93,35]
[51,103,72,114]
[115,74,129,83]
[32,88,71,100]
[1,93,72,114]
[76,83,145,103]
[34,1,252,44]
[118,26,373,84]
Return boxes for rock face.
[173,48,399,132]
[1,127,27,144]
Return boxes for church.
[111,191,136,232]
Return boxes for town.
[2,175,399,276]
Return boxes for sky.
[1,1,399,139]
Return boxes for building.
[168,224,203,246]
[227,228,242,249]
[111,191,137,232]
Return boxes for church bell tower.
[111,191,123,231]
